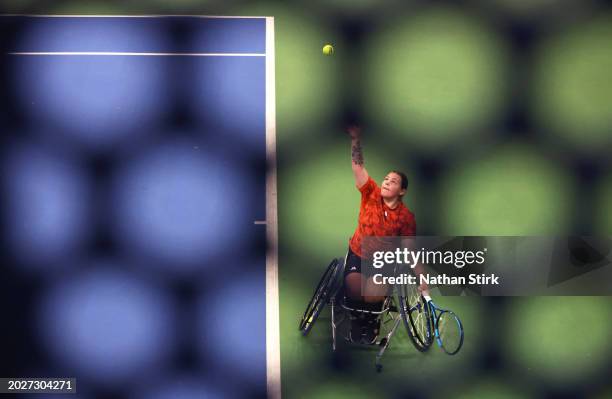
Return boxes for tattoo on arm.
[351,139,364,165]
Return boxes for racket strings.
[438,312,462,354]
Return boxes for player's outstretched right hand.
[346,125,361,140]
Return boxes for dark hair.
[389,170,408,191]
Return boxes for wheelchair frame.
[299,252,432,372]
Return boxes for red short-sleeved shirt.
[349,177,416,258]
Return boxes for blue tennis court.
[0,15,278,398]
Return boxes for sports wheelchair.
[298,254,436,372]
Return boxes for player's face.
[381,172,405,199]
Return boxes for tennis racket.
[423,295,464,355]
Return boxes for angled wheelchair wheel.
[396,282,433,351]
[299,258,343,336]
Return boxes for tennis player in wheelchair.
[299,127,466,368]
[344,125,429,344]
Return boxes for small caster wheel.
[376,364,383,373]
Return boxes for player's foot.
[347,300,384,344]
[349,316,380,345]
[349,315,364,344]
[363,317,381,345]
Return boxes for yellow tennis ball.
[322,44,334,56]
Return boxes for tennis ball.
[322,44,334,56]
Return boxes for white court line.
[8,52,265,57]
[0,14,267,18]
[254,221,267,225]
[264,16,281,399]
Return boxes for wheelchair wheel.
[396,282,433,351]
[299,258,343,336]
